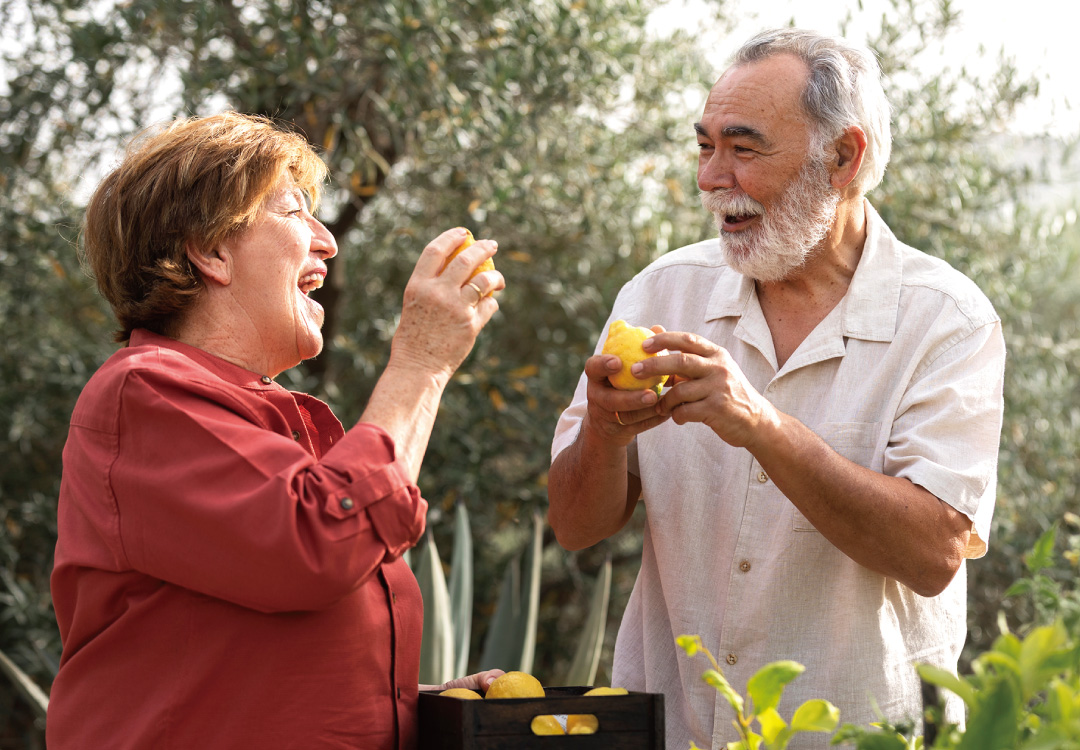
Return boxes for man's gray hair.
[732,28,892,195]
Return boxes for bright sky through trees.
[652,0,1080,138]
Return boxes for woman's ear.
[185,239,232,287]
[830,126,868,191]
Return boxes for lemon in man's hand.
[439,688,482,699]
[601,319,667,395]
[484,671,545,699]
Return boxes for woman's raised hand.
[389,228,504,380]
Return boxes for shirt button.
[291,430,301,441]
[340,497,355,510]
[260,375,272,385]
[757,471,768,483]
[727,653,737,665]
[397,687,401,699]
[392,592,397,604]
[739,560,751,572]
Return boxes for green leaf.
[478,551,522,671]
[477,512,543,672]
[1025,523,1058,574]
[677,634,704,657]
[516,512,543,675]
[0,648,49,719]
[1017,622,1072,700]
[416,529,455,686]
[703,669,745,715]
[789,699,839,733]
[916,663,977,706]
[747,660,805,713]
[563,557,611,686]
[448,502,473,678]
[756,707,787,744]
[956,676,1021,750]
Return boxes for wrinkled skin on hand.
[389,227,504,380]
[638,330,778,449]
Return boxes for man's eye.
[697,143,713,151]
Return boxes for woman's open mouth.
[298,271,325,296]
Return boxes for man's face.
[695,54,840,281]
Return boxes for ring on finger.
[464,281,483,306]
[615,410,626,426]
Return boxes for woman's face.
[222,176,338,375]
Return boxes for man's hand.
[632,329,972,596]
[581,348,669,446]
[637,331,779,448]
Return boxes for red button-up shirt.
[48,330,427,750]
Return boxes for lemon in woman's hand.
[439,688,482,699]
[440,229,495,280]
[601,319,667,395]
[484,671,545,699]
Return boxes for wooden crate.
[418,686,665,749]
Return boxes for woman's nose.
[309,217,338,259]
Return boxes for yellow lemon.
[584,686,629,696]
[566,714,599,734]
[484,671,545,699]
[601,319,667,395]
[530,715,565,735]
[441,229,495,280]
[439,687,482,699]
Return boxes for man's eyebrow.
[693,122,771,148]
[721,125,770,146]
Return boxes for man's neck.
[755,196,868,368]
[758,196,867,300]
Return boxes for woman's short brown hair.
[81,112,329,342]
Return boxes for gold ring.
[615,410,626,426]
[465,282,483,306]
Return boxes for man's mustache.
[699,189,766,219]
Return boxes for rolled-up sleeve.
[110,367,426,613]
[886,319,1006,557]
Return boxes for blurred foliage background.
[1,0,1078,745]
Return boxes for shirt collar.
[128,329,280,390]
[840,200,900,343]
[703,199,900,344]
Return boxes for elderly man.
[548,28,1004,749]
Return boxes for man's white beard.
[700,157,840,282]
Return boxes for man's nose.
[698,153,736,192]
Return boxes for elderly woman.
[48,112,504,749]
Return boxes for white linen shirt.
[551,203,1005,750]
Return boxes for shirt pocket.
[793,421,881,532]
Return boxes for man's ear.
[185,239,232,287]
[830,126,868,191]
